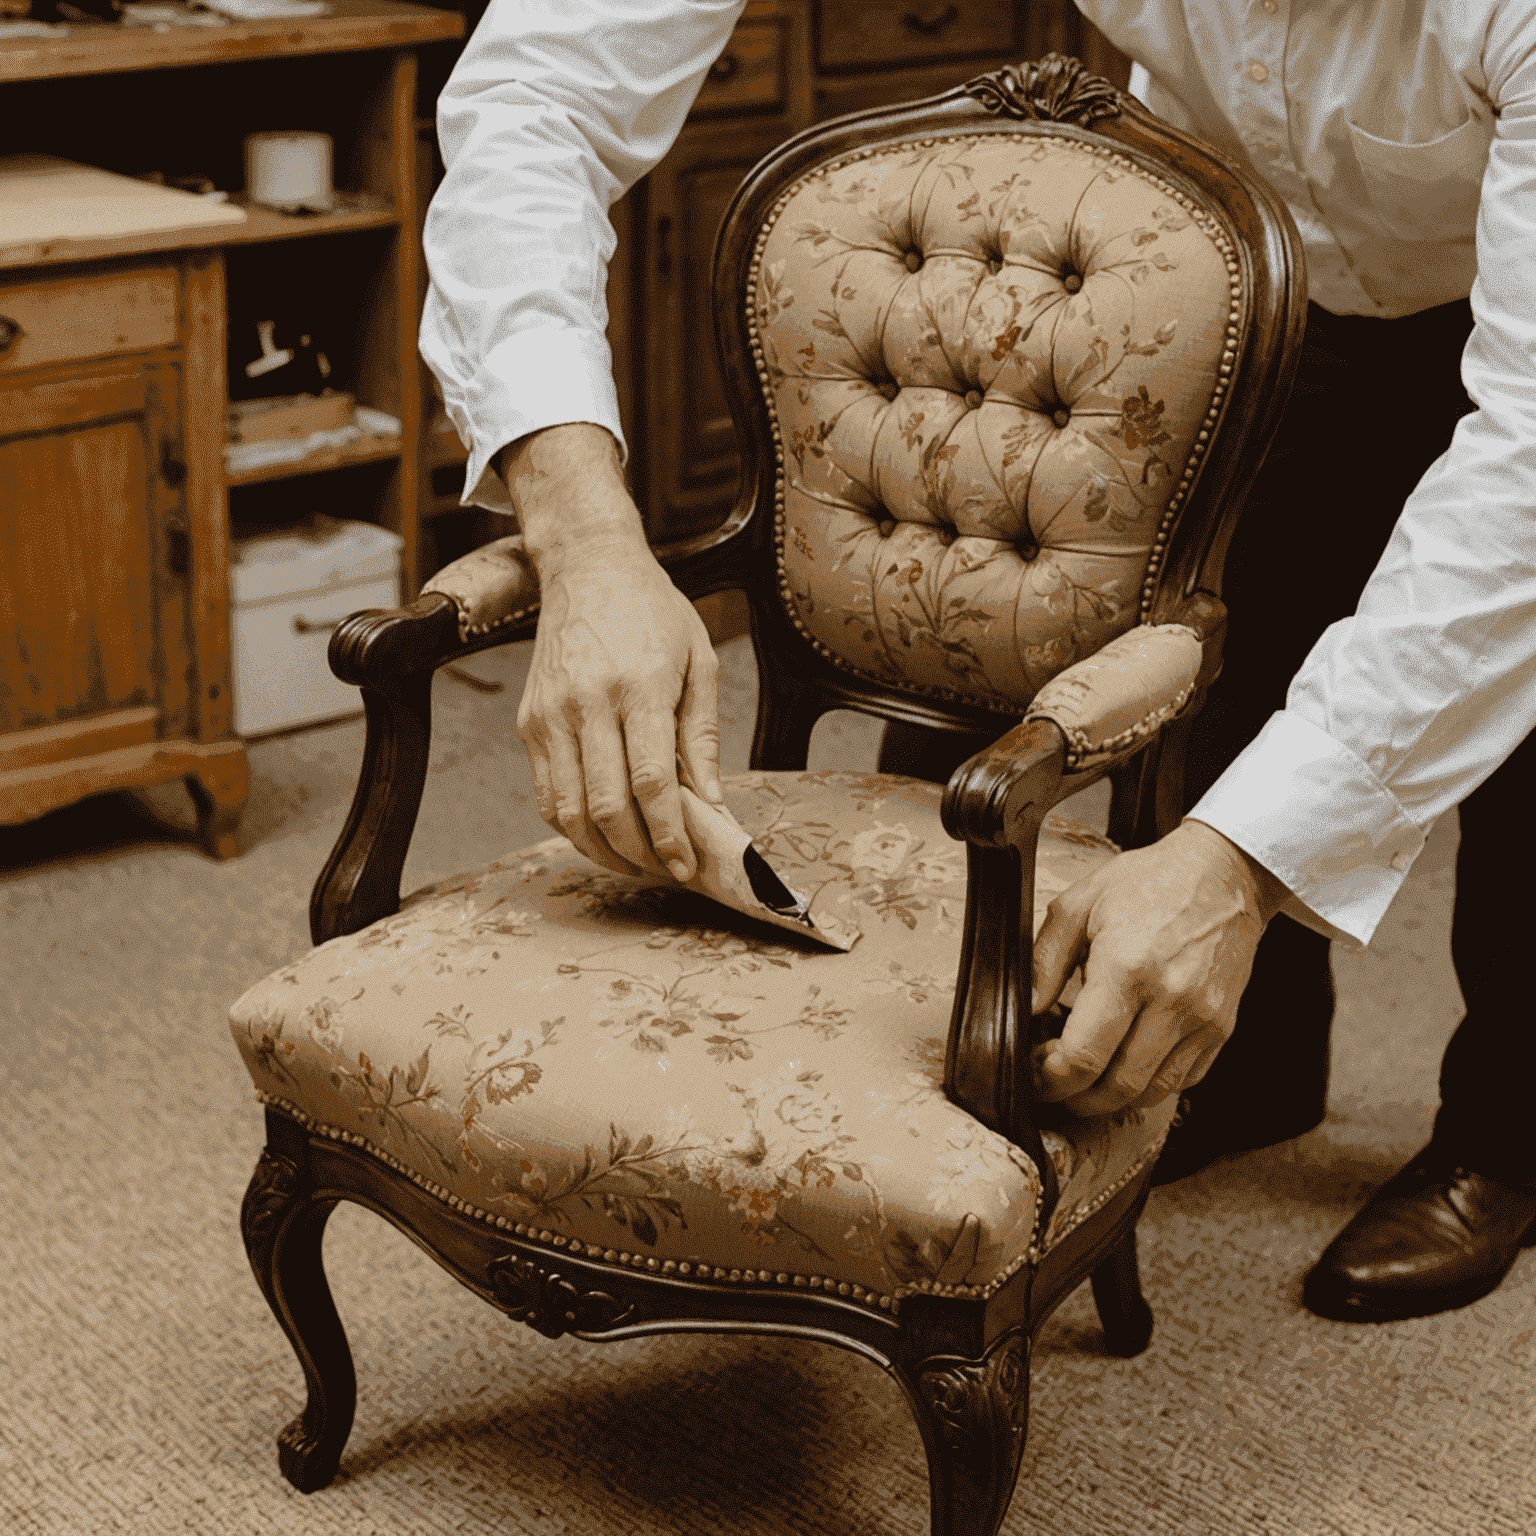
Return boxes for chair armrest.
[311,509,757,945]
[936,592,1227,1222]
[419,535,540,648]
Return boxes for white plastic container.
[230,517,403,737]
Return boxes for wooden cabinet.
[0,1,461,851]
[0,254,246,852]
[603,0,1132,549]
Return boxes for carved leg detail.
[898,1329,1032,1536]
[1090,1228,1155,1358]
[241,1150,357,1493]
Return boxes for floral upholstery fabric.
[754,132,1235,707]
[232,772,1174,1310]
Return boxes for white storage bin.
[231,516,403,738]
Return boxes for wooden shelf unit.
[0,0,461,851]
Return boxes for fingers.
[579,708,675,877]
[530,714,644,877]
[1033,966,1144,1104]
[677,643,723,805]
[1063,1002,1214,1118]
[621,704,695,881]
[1030,886,1092,1015]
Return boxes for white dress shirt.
[420,0,1536,948]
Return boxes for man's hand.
[504,424,722,881]
[1030,819,1290,1117]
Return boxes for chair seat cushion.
[231,771,1174,1311]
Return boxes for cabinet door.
[0,364,193,748]
[639,119,795,545]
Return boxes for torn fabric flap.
[677,788,858,951]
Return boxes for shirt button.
[1247,61,1270,83]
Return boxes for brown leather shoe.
[1303,1146,1536,1322]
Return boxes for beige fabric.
[753,132,1235,708]
[1026,621,1204,766]
[677,787,857,949]
[422,534,539,641]
[230,770,1174,1308]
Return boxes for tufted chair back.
[754,135,1236,707]
[684,57,1304,785]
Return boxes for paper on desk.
[0,156,246,251]
[673,787,857,951]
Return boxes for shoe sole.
[1302,1212,1536,1324]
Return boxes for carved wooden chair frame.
[240,55,1304,1536]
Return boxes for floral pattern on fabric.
[231,771,1174,1299]
[754,134,1233,707]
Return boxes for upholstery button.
[964,389,983,410]
[877,381,899,401]
[1062,273,1083,293]
[878,519,896,538]
[1052,408,1070,429]
[904,249,923,273]
[1247,61,1270,83]
[1017,539,1038,559]
[937,527,955,546]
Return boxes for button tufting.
[1062,273,1083,293]
[1017,539,1038,559]
[877,381,899,401]
[937,528,955,546]
[1052,408,1071,428]
[963,389,983,410]
[903,249,923,273]
[877,519,896,538]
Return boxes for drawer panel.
[232,574,400,738]
[0,266,179,376]
[815,0,1019,74]
[692,19,788,117]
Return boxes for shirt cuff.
[1188,711,1428,949]
[440,326,627,519]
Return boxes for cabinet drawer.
[0,266,179,377]
[232,574,400,738]
[814,0,1018,74]
[692,18,787,117]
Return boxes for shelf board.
[225,432,402,488]
[0,0,463,84]
[0,198,400,273]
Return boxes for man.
[421,0,1536,1323]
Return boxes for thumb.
[1031,883,1092,1016]
[677,643,723,804]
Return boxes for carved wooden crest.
[963,53,1123,127]
[490,1253,635,1340]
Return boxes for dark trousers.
[1179,298,1536,1184]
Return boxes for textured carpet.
[2,634,1531,1536]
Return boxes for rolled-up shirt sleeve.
[1191,31,1536,947]
[420,0,745,515]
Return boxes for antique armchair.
[230,56,1303,1536]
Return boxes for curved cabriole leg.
[241,1150,357,1492]
[1090,1229,1155,1357]
[897,1329,1032,1536]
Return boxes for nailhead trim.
[748,129,1245,685]
[256,1093,919,1313]
[419,581,540,646]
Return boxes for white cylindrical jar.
[244,131,335,213]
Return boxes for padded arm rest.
[420,535,540,645]
[1024,622,1205,770]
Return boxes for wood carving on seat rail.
[489,1252,636,1339]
